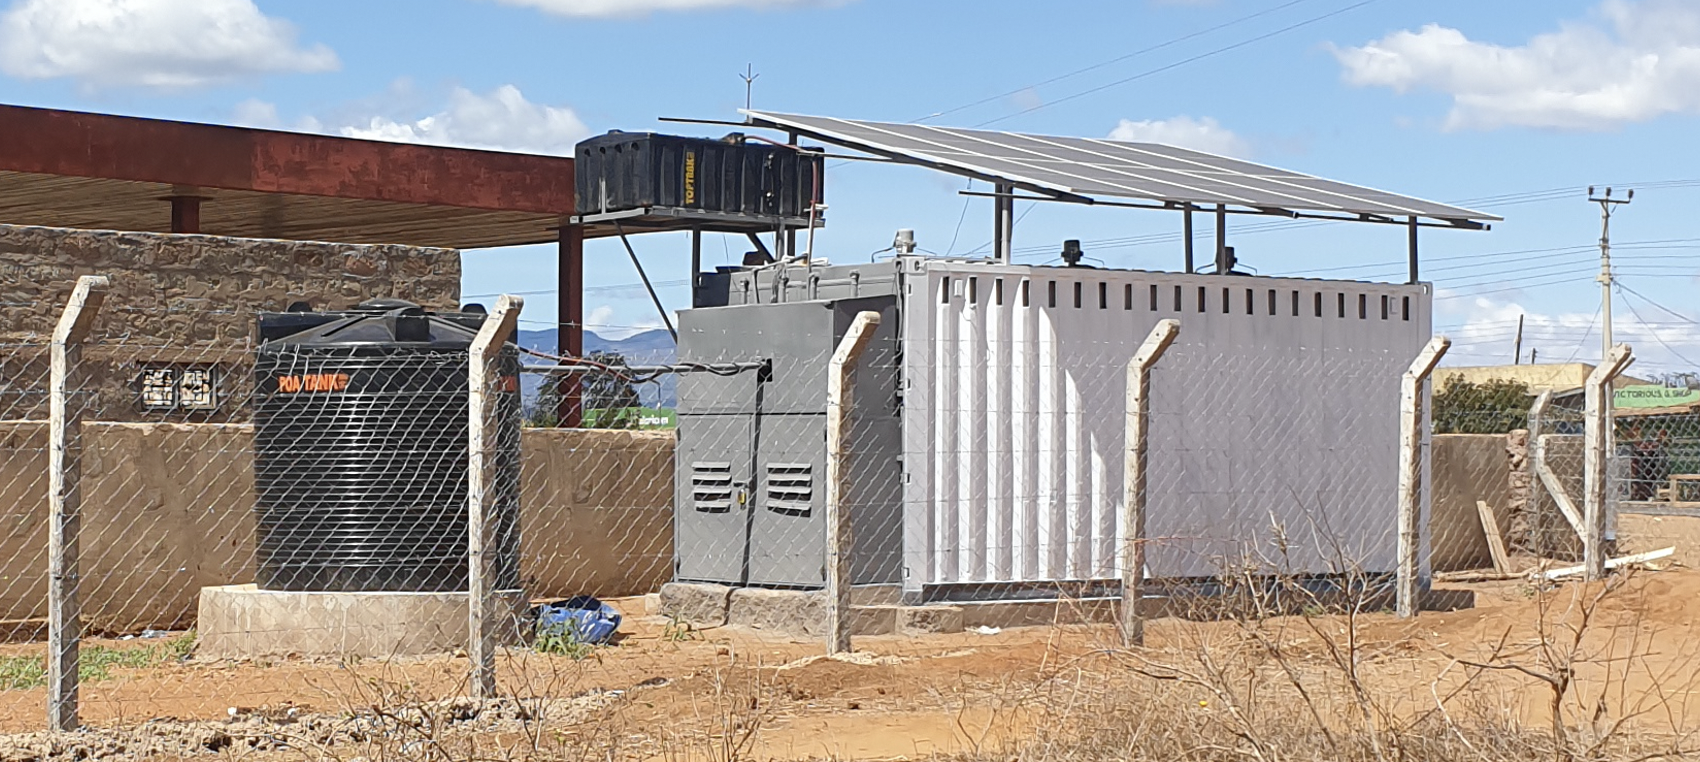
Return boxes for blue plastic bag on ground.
[535,595,621,646]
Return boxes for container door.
[748,414,827,588]
[674,414,754,585]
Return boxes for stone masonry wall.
[0,224,459,422]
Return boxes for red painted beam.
[0,103,574,215]
[556,224,585,428]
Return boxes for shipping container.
[681,257,1432,601]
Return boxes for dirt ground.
[0,550,1698,759]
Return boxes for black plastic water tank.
[251,298,522,592]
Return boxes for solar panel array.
[741,110,1498,225]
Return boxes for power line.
[1617,282,1700,326]
[918,0,1317,124]
[975,0,1382,127]
[1560,301,1604,365]
[1615,285,1700,370]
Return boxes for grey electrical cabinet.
[681,256,1433,602]
[674,294,902,589]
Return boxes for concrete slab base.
[660,583,965,637]
[659,583,733,626]
[196,584,526,660]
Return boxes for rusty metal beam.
[0,104,574,216]
[556,225,585,427]
[168,195,201,234]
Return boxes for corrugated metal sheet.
[900,260,1431,592]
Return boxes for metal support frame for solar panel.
[570,206,821,242]
[737,110,1500,284]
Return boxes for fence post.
[468,295,522,698]
[1525,390,1552,555]
[1396,336,1449,619]
[1584,344,1634,581]
[48,275,108,732]
[1121,319,1179,648]
[825,311,881,655]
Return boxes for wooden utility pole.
[1513,314,1524,364]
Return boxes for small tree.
[525,375,560,428]
[583,351,641,429]
[1432,373,1532,434]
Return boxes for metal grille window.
[135,363,222,412]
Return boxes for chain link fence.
[0,271,1691,761]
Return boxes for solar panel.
[741,110,1499,225]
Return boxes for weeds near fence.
[0,634,196,691]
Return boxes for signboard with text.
[1615,385,1700,410]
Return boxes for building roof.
[1437,363,1652,394]
[0,103,575,249]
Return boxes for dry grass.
[3,570,1700,761]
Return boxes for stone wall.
[0,224,460,422]
[0,424,675,633]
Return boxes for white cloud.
[337,85,589,155]
[232,85,589,155]
[1108,115,1251,157]
[1439,292,1700,374]
[0,0,337,89]
[1332,0,1700,131]
[490,0,845,18]
[586,304,672,341]
[586,305,616,329]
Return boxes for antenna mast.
[740,64,760,111]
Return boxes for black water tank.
[574,131,823,218]
[251,299,522,592]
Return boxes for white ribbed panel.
[899,260,1433,592]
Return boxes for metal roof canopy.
[738,110,1500,283]
[0,103,576,249]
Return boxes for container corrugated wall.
[900,260,1431,595]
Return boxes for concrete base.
[659,582,1474,639]
[196,584,526,660]
[659,583,965,637]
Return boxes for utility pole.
[1513,314,1525,365]
[1588,185,1631,537]
[1588,186,1631,366]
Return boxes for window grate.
[765,463,814,515]
[690,462,734,513]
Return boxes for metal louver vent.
[691,462,734,513]
[765,463,813,515]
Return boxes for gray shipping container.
[676,257,1433,601]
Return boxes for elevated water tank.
[251,298,521,592]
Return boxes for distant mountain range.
[516,328,678,409]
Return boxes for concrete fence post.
[468,295,522,698]
[825,311,881,656]
[1121,319,1180,648]
[48,275,108,732]
[1584,344,1634,581]
[1396,336,1449,619]
[1525,390,1552,555]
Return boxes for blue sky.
[3,0,1699,373]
